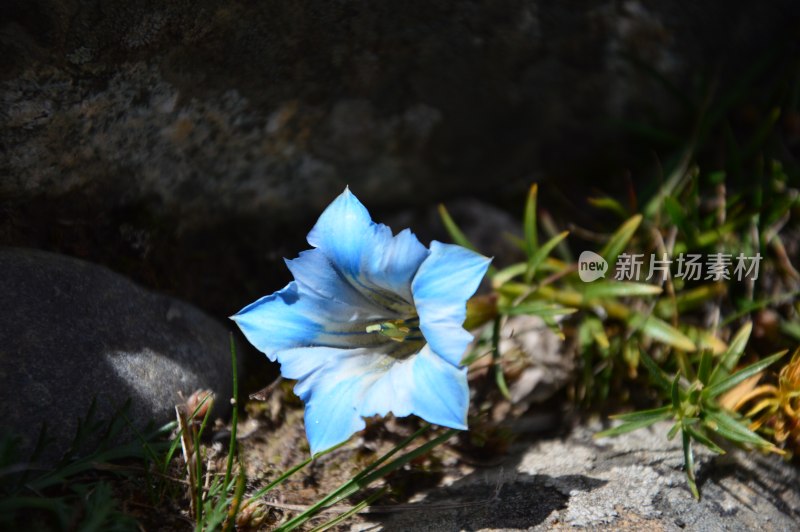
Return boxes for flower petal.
[306,187,376,279]
[277,346,386,455]
[230,281,386,360]
[407,345,469,429]
[359,355,416,419]
[412,241,491,366]
[285,249,388,315]
[306,188,428,308]
[279,342,468,454]
[363,228,429,304]
[303,377,367,455]
[360,344,469,429]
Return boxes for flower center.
[366,316,421,343]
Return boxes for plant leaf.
[309,487,388,532]
[667,421,681,440]
[709,321,752,385]
[588,196,629,218]
[525,230,569,282]
[595,413,671,439]
[684,423,725,454]
[438,204,478,252]
[697,350,713,386]
[491,318,511,401]
[502,301,577,318]
[702,350,786,400]
[581,281,662,300]
[703,409,774,449]
[524,183,538,257]
[682,430,700,500]
[671,373,682,411]
[631,313,696,351]
[610,405,672,423]
[492,262,527,287]
[663,195,690,239]
[639,349,672,392]
[600,214,642,265]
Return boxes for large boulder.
[0,248,236,465]
[1,1,795,316]
[2,1,797,221]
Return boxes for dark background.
[2,0,798,321]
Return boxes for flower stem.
[223,333,239,490]
[492,317,511,400]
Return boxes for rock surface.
[0,248,236,464]
[358,420,800,531]
[1,1,796,320]
[2,1,797,224]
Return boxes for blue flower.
[232,188,491,455]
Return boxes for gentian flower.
[232,188,491,455]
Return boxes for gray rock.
[1,0,795,325]
[0,248,235,465]
[359,420,800,531]
[1,1,796,227]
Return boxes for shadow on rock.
[696,452,800,525]
[369,456,606,530]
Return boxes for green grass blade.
[697,350,713,386]
[492,262,527,286]
[309,486,388,532]
[683,424,725,455]
[781,320,800,342]
[702,350,786,400]
[439,204,496,277]
[643,150,694,219]
[631,314,696,351]
[221,468,247,532]
[595,416,668,439]
[525,230,569,282]
[224,334,239,489]
[278,428,456,531]
[501,301,577,318]
[709,322,753,385]
[639,349,673,392]
[492,318,511,400]
[682,430,700,500]
[247,440,346,502]
[610,405,672,423]
[438,204,478,252]
[671,374,682,411]
[587,196,629,218]
[667,421,681,440]
[702,409,774,449]
[663,196,691,241]
[581,281,662,300]
[600,214,642,265]
[524,183,538,257]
